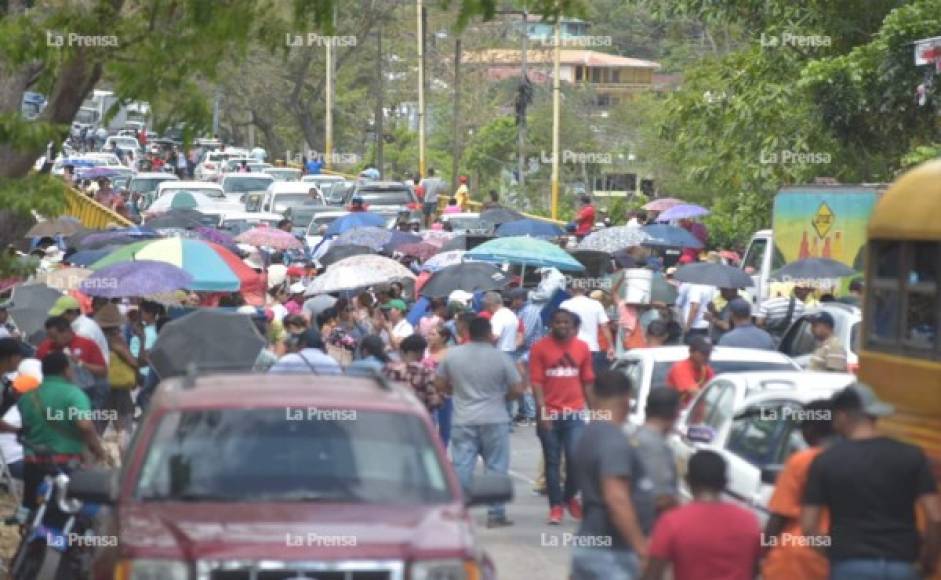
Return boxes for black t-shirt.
[803,436,937,561]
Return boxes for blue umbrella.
[382,230,423,253]
[655,203,710,222]
[76,166,124,180]
[495,219,564,239]
[65,246,122,267]
[79,226,160,250]
[80,260,195,298]
[333,226,392,251]
[324,212,386,237]
[467,236,585,272]
[640,224,704,248]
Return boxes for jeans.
[537,415,585,507]
[830,559,920,580]
[592,351,610,377]
[571,546,639,580]
[450,422,511,519]
[434,398,453,448]
[519,392,536,419]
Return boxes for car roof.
[356,181,410,189]
[723,371,856,405]
[132,172,178,180]
[302,174,344,181]
[269,182,321,194]
[221,173,273,180]
[158,180,223,190]
[803,302,861,319]
[620,346,798,365]
[153,373,427,415]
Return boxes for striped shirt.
[756,296,806,331]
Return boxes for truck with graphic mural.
[741,184,885,302]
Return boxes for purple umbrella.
[79,260,194,297]
[79,227,160,250]
[656,203,710,222]
[195,226,235,246]
[76,166,125,180]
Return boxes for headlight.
[115,559,190,580]
[411,559,480,580]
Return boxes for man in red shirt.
[643,450,761,580]
[574,195,595,240]
[530,308,594,524]
[36,316,108,380]
[665,336,714,406]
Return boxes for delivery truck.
[741,184,885,303]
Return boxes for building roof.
[464,48,660,69]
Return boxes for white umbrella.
[306,255,415,295]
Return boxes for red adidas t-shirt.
[529,336,594,414]
[649,501,761,580]
[36,335,106,368]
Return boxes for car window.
[130,178,172,194]
[135,408,452,504]
[223,177,274,194]
[272,193,312,211]
[687,379,735,431]
[780,318,817,357]
[613,360,645,411]
[162,187,224,199]
[726,403,805,467]
[651,360,793,390]
[354,188,415,205]
[850,321,860,355]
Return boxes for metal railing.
[64,186,133,229]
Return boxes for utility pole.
[376,24,384,179]
[325,5,336,170]
[417,0,426,178]
[451,35,462,194]
[550,19,561,220]
[518,7,528,192]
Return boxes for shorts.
[423,201,438,216]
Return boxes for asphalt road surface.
[470,423,578,580]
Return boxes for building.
[513,16,590,43]
[463,48,660,108]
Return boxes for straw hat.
[94,303,125,329]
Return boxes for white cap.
[448,289,474,306]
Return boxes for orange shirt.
[762,446,829,580]
[665,358,714,405]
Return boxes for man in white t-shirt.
[484,291,520,354]
[560,284,615,374]
[378,299,414,350]
[677,282,716,343]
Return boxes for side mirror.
[67,468,117,505]
[686,425,716,444]
[466,474,514,507]
[761,465,783,485]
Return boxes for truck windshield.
[742,238,767,274]
[135,408,452,504]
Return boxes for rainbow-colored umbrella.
[89,238,241,292]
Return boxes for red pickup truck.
[68,372,512,580]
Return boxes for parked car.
[778,302,861,373]
[345,181,422,222]
[668,371,855,523]
[611,346,801,426]
[66,371,511,580]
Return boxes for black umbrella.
[674,262,754,288]
[612,249,638,269]
[479,207,524,226]
[8,283,63,341]
[420,262,510,298]
[569,250,612,278]
[441,234,495,252]
[144,209,208,230]
[319,244,375,267]
[149,309,266,378]
[770,258,857,281]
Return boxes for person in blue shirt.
[305,155,323,175]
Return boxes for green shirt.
[18,376,91,456]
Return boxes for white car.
[779,302,861,373]
[149,181,242,217]
[264,167,302,182]
[102,135,142,155]
[305,210,350,247]
[218,210,285,236]
[611,346,801,426]
[669,371,855,524]
[440,212,487,234]
[219,174,275,199]
[246,182,324,214]
[193,150,229,181]
[302,174,348,204]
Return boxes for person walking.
[642,450,761,580]
[569,370,647,580]
[807,312,848,372]
[628,387,682,531]
[676,281,715,344]
[419,168,446,228]
[717,298,776,350]
[530,309,594,525]
[484,291,520,355]
[435,317,524,528]
[801,383,941,580]
[560,283,615,376]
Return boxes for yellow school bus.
[861,159,941,480]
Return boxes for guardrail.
[65,187,133,229]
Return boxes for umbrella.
[235,226,303,250]
[420,230,456,248]
[640,224,704,248]
[75,166,124,180]
[90,238,242,292]
[79,260,194,298]
[324,212,387,237]
[149,309,265,378]
[318,244,374,267]
[674,262,754,288]
[396,242,439,261]
[193,226,235,247]
[26,217,83,238]
[577,226,649,253]
[145,209,208,229]
[479,207,524,226]
[38,267,92,291]
[302,293,338,314]
[78,226,160,250]
[467,236,585,272]
[656,203,710,222]
[495,219,564,238]
[8,283,62,339]
[770,258,856,282]
[64,246,121,267]
[421,250,467,273]
[569,250,612,278]
[420,262,510,298]
[642,198,685,212]
[382,230,423,253]
[441,234,494,252]
[306,255,415,295]
[334,227,393,251]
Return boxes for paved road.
[469,424,577,580]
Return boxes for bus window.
[869,241,901,344]
[906,242,938,350]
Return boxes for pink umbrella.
[397,242,440,261]
[642,197,685,212]
[235,225,303,250]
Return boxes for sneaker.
[486,514,514,528]
[567,498,583,520]
[548,505,563,525]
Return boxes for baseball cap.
[48,295,80,316]
[809,311,835,328]
[688,335,713,354]
[832,382,894,417]
[728,298,751,318]
[381,298,408,312]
